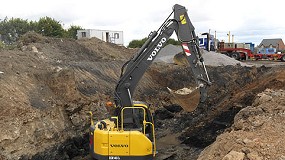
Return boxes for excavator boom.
[114,4,211,109]
[90,4,211,160]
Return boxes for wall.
[77,29,124,45]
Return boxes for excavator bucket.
[167,87,200,112]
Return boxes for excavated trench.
[20,64,284,160]
[2,34,284,160]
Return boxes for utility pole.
[227,31,231,43]
[214,30,217,51]
[208,29,211,51]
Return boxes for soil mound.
[0,32,284,159]
[198,89,285,160]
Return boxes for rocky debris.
[222,151,245,160]
[167,87,196,95]
[198,89,285,160]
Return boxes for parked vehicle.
[217,42,253,60]
[217,42,285,62]
[199,33,215,51]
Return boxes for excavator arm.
[90,4,212,160]
[114,4,211,109]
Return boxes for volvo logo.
[147,37,167,61]
[110,144,129,147]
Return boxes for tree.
[37,17,65,37]
[0,17,33,44]
[0,16,83,44]
[65,25,83,39]
[128,37,180,48]
[167,38,181,45]
[128,38,148,48]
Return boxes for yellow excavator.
[89,4,211,160]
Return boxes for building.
[259,38,285,52]
[77,29,124,45]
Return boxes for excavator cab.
[121,102,155,141]
[89,102,156,160]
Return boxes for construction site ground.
[0,32,284,160]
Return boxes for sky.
[1,0,285,46]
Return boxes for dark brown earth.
[0,32,284,160]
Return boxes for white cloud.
[1,0,285,46]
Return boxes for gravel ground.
[202,50,250,66]
[155,44,251,66]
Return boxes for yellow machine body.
[89,103,156,160]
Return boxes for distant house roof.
[259,38,285,50]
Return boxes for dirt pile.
[155,44,249,66]
[198,89,285,160]
[0,33,187,159]
[202,50,250,66]
[0,32,284,160]
[0,33,135,159]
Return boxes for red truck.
[218,42,285,62]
